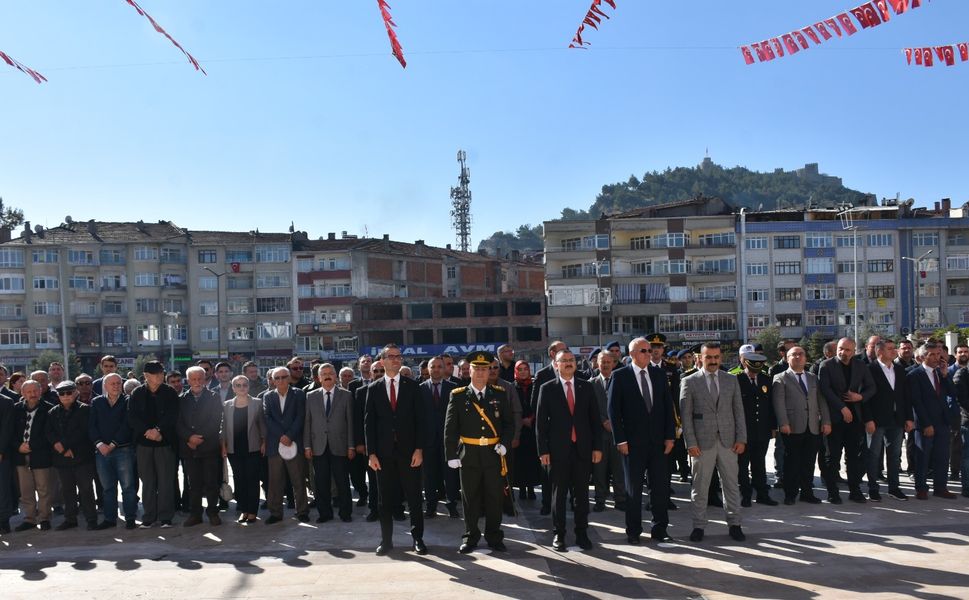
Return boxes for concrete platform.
[2,477,969,599]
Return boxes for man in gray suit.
[680,342,747,542]
[592,351,626,512]
[303,363,355,523]
[773,346,832,505]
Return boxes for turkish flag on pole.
[792,30,810,50]
[740,46,755,65]
[814,22,833,40]
[889,0,909,13]
[904,48,912,65]
[802,27,821,45]
[770,38,785,57]
[959,43,969,62]
[874,0,892,21]
[781,34,800,55]
[836,13,858,35]
[921,48,934,67]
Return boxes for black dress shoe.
[424,508,437,519]
[848,491,867,503]
[801,494,822,504]
[576,534,593,550]
[393,511,406,522]
[539,506,551,516]
[650,526,673,543]
[55,521,78,531]
[340,515,352,523]
[365,511,379,522]
[757,495,779,506]
[741,497,752,508]
[125,519,137,530]
[39,521,51,531]
[689,528,704,542]
[488,540,507,552]
[376,543,393,556]
[729,525,746,542]
[316,515,333,524]
[182,515,203,527]
[827,494,843,505]
[783,497,796,506]
[668,500,678,511]
[296,513,310,523]
[265,515,283,525]
[552,534,567,552]
[356,496,368,507]
[0,522,10,534]
[447,505,460,518]
[14,522,36,532]
[592,503,605,513]
[627,534,641,545]
[413,539,428,555]
[458,542,475,554]
[94,520,117,530]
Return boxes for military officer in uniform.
[736,345,778,507]
[445,351,516,553]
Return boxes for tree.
[132,354,160,378]
[804,331,829,363]
[28,350,82,377]
[753,326,782,363]
[0,197,25,230]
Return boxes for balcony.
[160,256,187,264]
[100,285,127,292]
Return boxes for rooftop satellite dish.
[65,216,73,224]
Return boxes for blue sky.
[1,1,966,249]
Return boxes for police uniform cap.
[647,333,667,346]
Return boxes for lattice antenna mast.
[450,150,472,252]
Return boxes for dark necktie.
[565,381,576,443]
[640,369,652,413]
[798,373,809,396]
[933,370,942,396]
[433,383,441,408]
[325,391,331,417]
[389,379,397,412]
[23,410,33,442]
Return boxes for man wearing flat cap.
[444,351,515,553]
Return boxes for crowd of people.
[0,333,965,556]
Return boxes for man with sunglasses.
[47,380,98,531]
[74,374,95,405]
[287,357,312,390]
[263,367,309,523]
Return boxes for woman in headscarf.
[513,360,540,499]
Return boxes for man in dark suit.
[531,340,567,515]
[263,367,309,523]
[592,351,626,512]
[908,342,958,499]
[176,366,224,527]
[537,350,603,551]
[421,356,458,518]
[736,345,777,507]
[365,344,427,556]
[348,355,375,511]
[818,338,876,504]
[303,363,355,523]
[772,346,831,505]
[608,337,676,544]
[863,339,914,501]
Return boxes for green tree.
[0,197,25,230]
[804,331,829,363]
[753,326,782,363]
[28,350,82,377]
[132,354,160,379]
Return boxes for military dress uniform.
[737,370,777,505]
[444,377,515,551]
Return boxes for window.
[837,287,856,300]
[747,315,771,328]
[227,276,252,290]
[160,248,184,263]
[745,263,768,276]
[867,260,894,273]
[774,261,801,275]
[68,250,94,265]
[581,234,609,249]
[446,266,456,280]
[631,262,649,276]
[629,236,647,250]
[441,303,466,318]
[100,274,126,290]
[695,258,735,274]
[867,234,892,247]
[198,276,218,290]
[162,298,184,313]
[658,312,736,333]
[103,326,129,346]
[775,314,802,327]
[228,326,254,340]
[136,325,161,344]
[651,233,689,248]
[197,250,217,264]
[918,307,940,326]
[698,232,735,247]
[837,260,863,274]
[226,249,253,263]
[199,301,218,316]
[298,285,313,298]
[33,301,60,315]
[836,235,857,248]
[0,327,30,347]
[0,302,23,318]
[775,288,802,302]
[921,258,940,272]
[226,298,252,314]
[255,272,290,288]
[255,245,290,263]
[162,273,185,287]
[913,232,938,246]
[70,301,97,316]
[774,236,800,249]
[805,233,833,248]
[668,286,689,302]
[102,300,125,315]
[947,256,969,271]
[805,257,834,274]
[869,312,896,325]
[745,237,767,250]
[948,231,969,246]
[806,285,835,300]
[256,321,292,339]
[33,276,58,290]
[868,286,895,299]
[0,249,24,267]
[69,276,95,290]
[0,274,25,293]
[135,272,160,287]
[326,284,352,297]
[409,304,433,319]
[296,258,313,272]
[805,310,835,326]
[99,249,124,265]
[199,328,219,342]
[694,285,736,301]
[918,283,940,297]
[164,325,187,342]
[746,289,768,302]
[31,249,57,264]
[136,298,159,313]
[298,311,316,325]
[134,246,158,261]
[560,237,581,251]
[948,281,969,296]
[255,297,292,313]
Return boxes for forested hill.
[477,161,874,255]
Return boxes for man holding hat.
[445,351,515,553]
[736,345,778,507]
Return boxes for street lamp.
[163,311,180,372]
[203,267,226,360]
[839,207,866,348]
[593,260,611,350]
[902,249,934,336]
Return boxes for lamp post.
[593,259,610,350]
[203,267,226,360]
[838,207,866,348]
[902,249,934,336]
[163,311,180,371]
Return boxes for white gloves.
[447,459,462,469]
[495,444,507,457]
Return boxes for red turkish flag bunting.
[825,18,844,37]
[801,27,821,45]
[770,37,785,57]
[904,48,912,65]
[814,22,833,40]
[782,34,800,55]
[0,49,47,84]
[959,43,969,62]
[741,46,755,65]
[376,0,406,68]
[750,42,768,62]
[569,0,617,48]
[889,0,909,13]
[936,45,955,66]
[914,48,923,65]
[921,47,933,67]
[836,13,858,35]
[792,30,810,50]
[850,4,882,29]
[874,0,892,21]
[911,0,921,7]
[123,0,206,74]
[760,40,777,60]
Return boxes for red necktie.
[566,381,576,443]
[389,379,397,412]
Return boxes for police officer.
[736,345,778,507]
[444,351,515,553]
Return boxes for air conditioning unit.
[600,304,612,313]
